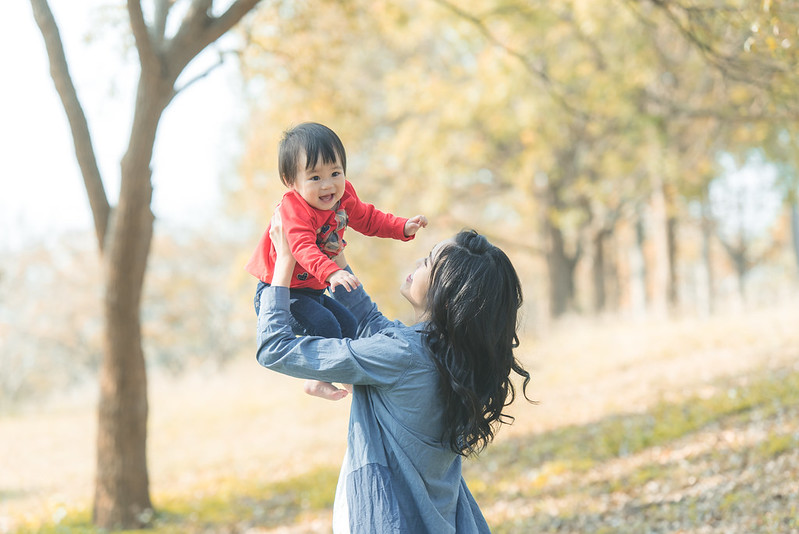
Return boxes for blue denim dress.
[256,283,491,533]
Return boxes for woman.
[256,212,531,533]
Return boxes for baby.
[246,122,427,400]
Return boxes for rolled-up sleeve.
[256,286,411,387]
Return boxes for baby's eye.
[332,171,341,177]
[310,175,320,181]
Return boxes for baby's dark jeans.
[254,281,357,339]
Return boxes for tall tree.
[30,0,261,528]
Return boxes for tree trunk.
[95,237,153,527]
[665,184,679,310]
[547,222,577,317]
[93,75,170,529]
[592,229,608,313]
[606,230,621,313]
[632,215,648,315]
[791,200,799,276]
[701,197,716,315]
[647,180,670,317]
[732,244,748,306]
[718,237,748,308]
[545,146,582,319]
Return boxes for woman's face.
[401,239,452,317]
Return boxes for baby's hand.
[404,215,428,237]
[327,269,360,292]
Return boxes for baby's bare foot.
[304,380,348,401]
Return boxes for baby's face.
[291,150,346,211]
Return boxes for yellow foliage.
[227,0,799,320]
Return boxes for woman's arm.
[327,250,398,336]
[256,287,411,386]
[270,229,295,287]
[330,281,396,338]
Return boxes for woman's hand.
[269,207,296,288]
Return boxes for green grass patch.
[605,462,672,494]
[468,365,799,502]
[755,430,797,460]
[12,510,95,534]
[12,466,339,534]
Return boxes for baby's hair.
[278,123,347,187]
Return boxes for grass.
[11,364,799,533]
[4,302,799,533]
[479,365,799,533]
[756,430,797,459]
[468,365,799,488]
[11,467,340,534]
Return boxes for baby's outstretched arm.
[404,215,428,237]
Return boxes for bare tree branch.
[128,0,160,74]
[430,0,589,121]
[167,0,260,80]
[645,0,788,88]
[152,0,174,46]
[621,0,799,123]
[173,52,225,95]
[204,0,262,48]
[29,0,111,252]
[642,89,799,122]
[170,0,213,58]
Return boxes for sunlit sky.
[1,2,245,252]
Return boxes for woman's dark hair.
[424,230,532,456]
[278,122,347,186]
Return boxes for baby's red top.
[245,180,412,290]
